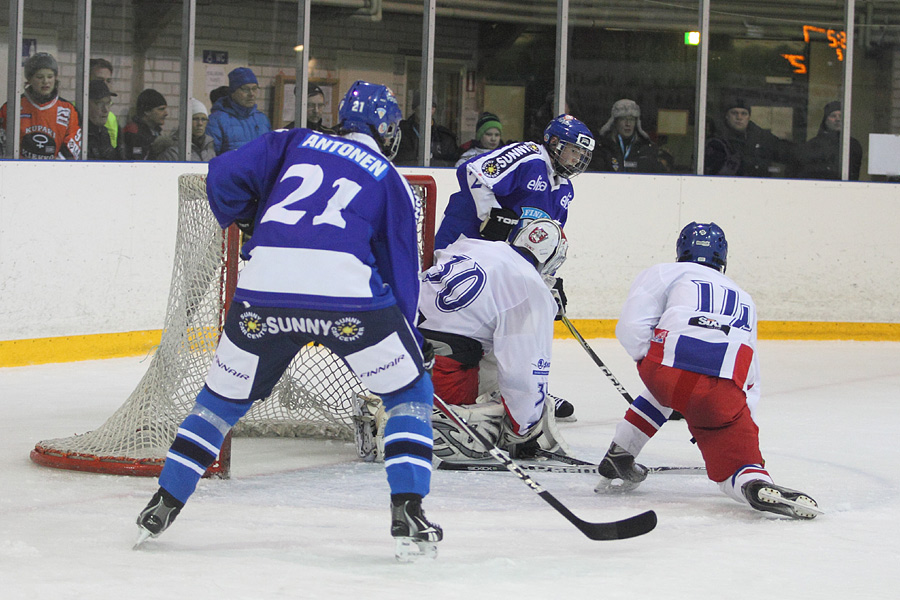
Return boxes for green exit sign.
[684,31,700,45]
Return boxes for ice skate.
[133,488,184,549]
[391,496,442,562]
[551,393,576,422]
[594,442,648,493]
[742,480,822,520]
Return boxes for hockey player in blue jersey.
[433,113,594,251]
[135,81,442,561]
[433,113,594,421]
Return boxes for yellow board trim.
[0,330,163,368]
[553,320,900,342]
[2,320,899,367]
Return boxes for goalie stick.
[559,311,634,405]
[533,448,705,473]
[435,456,706,475]
[432,393,657,541]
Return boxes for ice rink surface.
[2,338,899,599]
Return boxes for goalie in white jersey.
[596,222,820,519]
[417,219,570,462]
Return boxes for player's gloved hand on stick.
[550,277,567,321]
[235,219,255,237]
[479,207,519,242]
[422,340,435,372]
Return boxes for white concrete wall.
[1,162,898,343]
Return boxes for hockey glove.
[550,277,567,321]
[479,207,519,242]
[235,218,255,237]
[422,340,435,372]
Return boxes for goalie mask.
[676,221,728,272]
[510,218,568,276]
[543,114,594,179]
[338,80,403,160]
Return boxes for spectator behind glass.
[123,88,168,160]
[90,58,119,149]
[796,101,862,181]
[87,80,120,161]
[206,67,272,154]
[0,52,82,159]
[704,97,795,177]
[159,98,216,162]
[284,83,332,132]
[592,99,662,173]
[209,85,231,106]
[395,92,458,166]
[455,111,503,167]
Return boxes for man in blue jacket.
[207,67,272,154]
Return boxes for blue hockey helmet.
[338,81,403,160]
[676,222,728,272]
[543,114,595,179]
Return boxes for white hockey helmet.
[510,218,568,276]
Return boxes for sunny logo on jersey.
[480,142,541,179]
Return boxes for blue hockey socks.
[380,375,435,498]
[158,387,252,504]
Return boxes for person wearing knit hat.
[207,66,271,154]
[122,88,169,160]
[796,101,862,181]
[455,111,504,167]
[158,98,216,163]
[282,82,332,132]
[0,51,82,159]
[593,99,662,173]
[704,94,795,177]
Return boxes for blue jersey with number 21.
[206,129,422,338]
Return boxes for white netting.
[31,173,434,475]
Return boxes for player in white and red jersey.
[0,52,81,160]
[597,222,820,520]
[418,219,569,461]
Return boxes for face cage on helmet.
[384,124,401,161]
[551,139,592,179]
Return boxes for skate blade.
[555,415,578,423]
[594,477,641,494]
[394,538,438,563]
[132,527,153,550]
[758,489,823,519]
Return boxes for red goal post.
[29,173,438,478]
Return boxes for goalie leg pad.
[431,400,505,462]
[352,392,386,462]
[501,400,571,459]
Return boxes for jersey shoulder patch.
[476,142,542,180]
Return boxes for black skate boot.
[134,488,184,549]
[391,494,442,562]
[742,480,822,520]
[594,442,649,493]
[550,394,576,422]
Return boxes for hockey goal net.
[30,173,437,478]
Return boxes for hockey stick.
[435,459,705,475]
[432,393,657,541]
[559,312,634,405]
[532,448,705,474]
